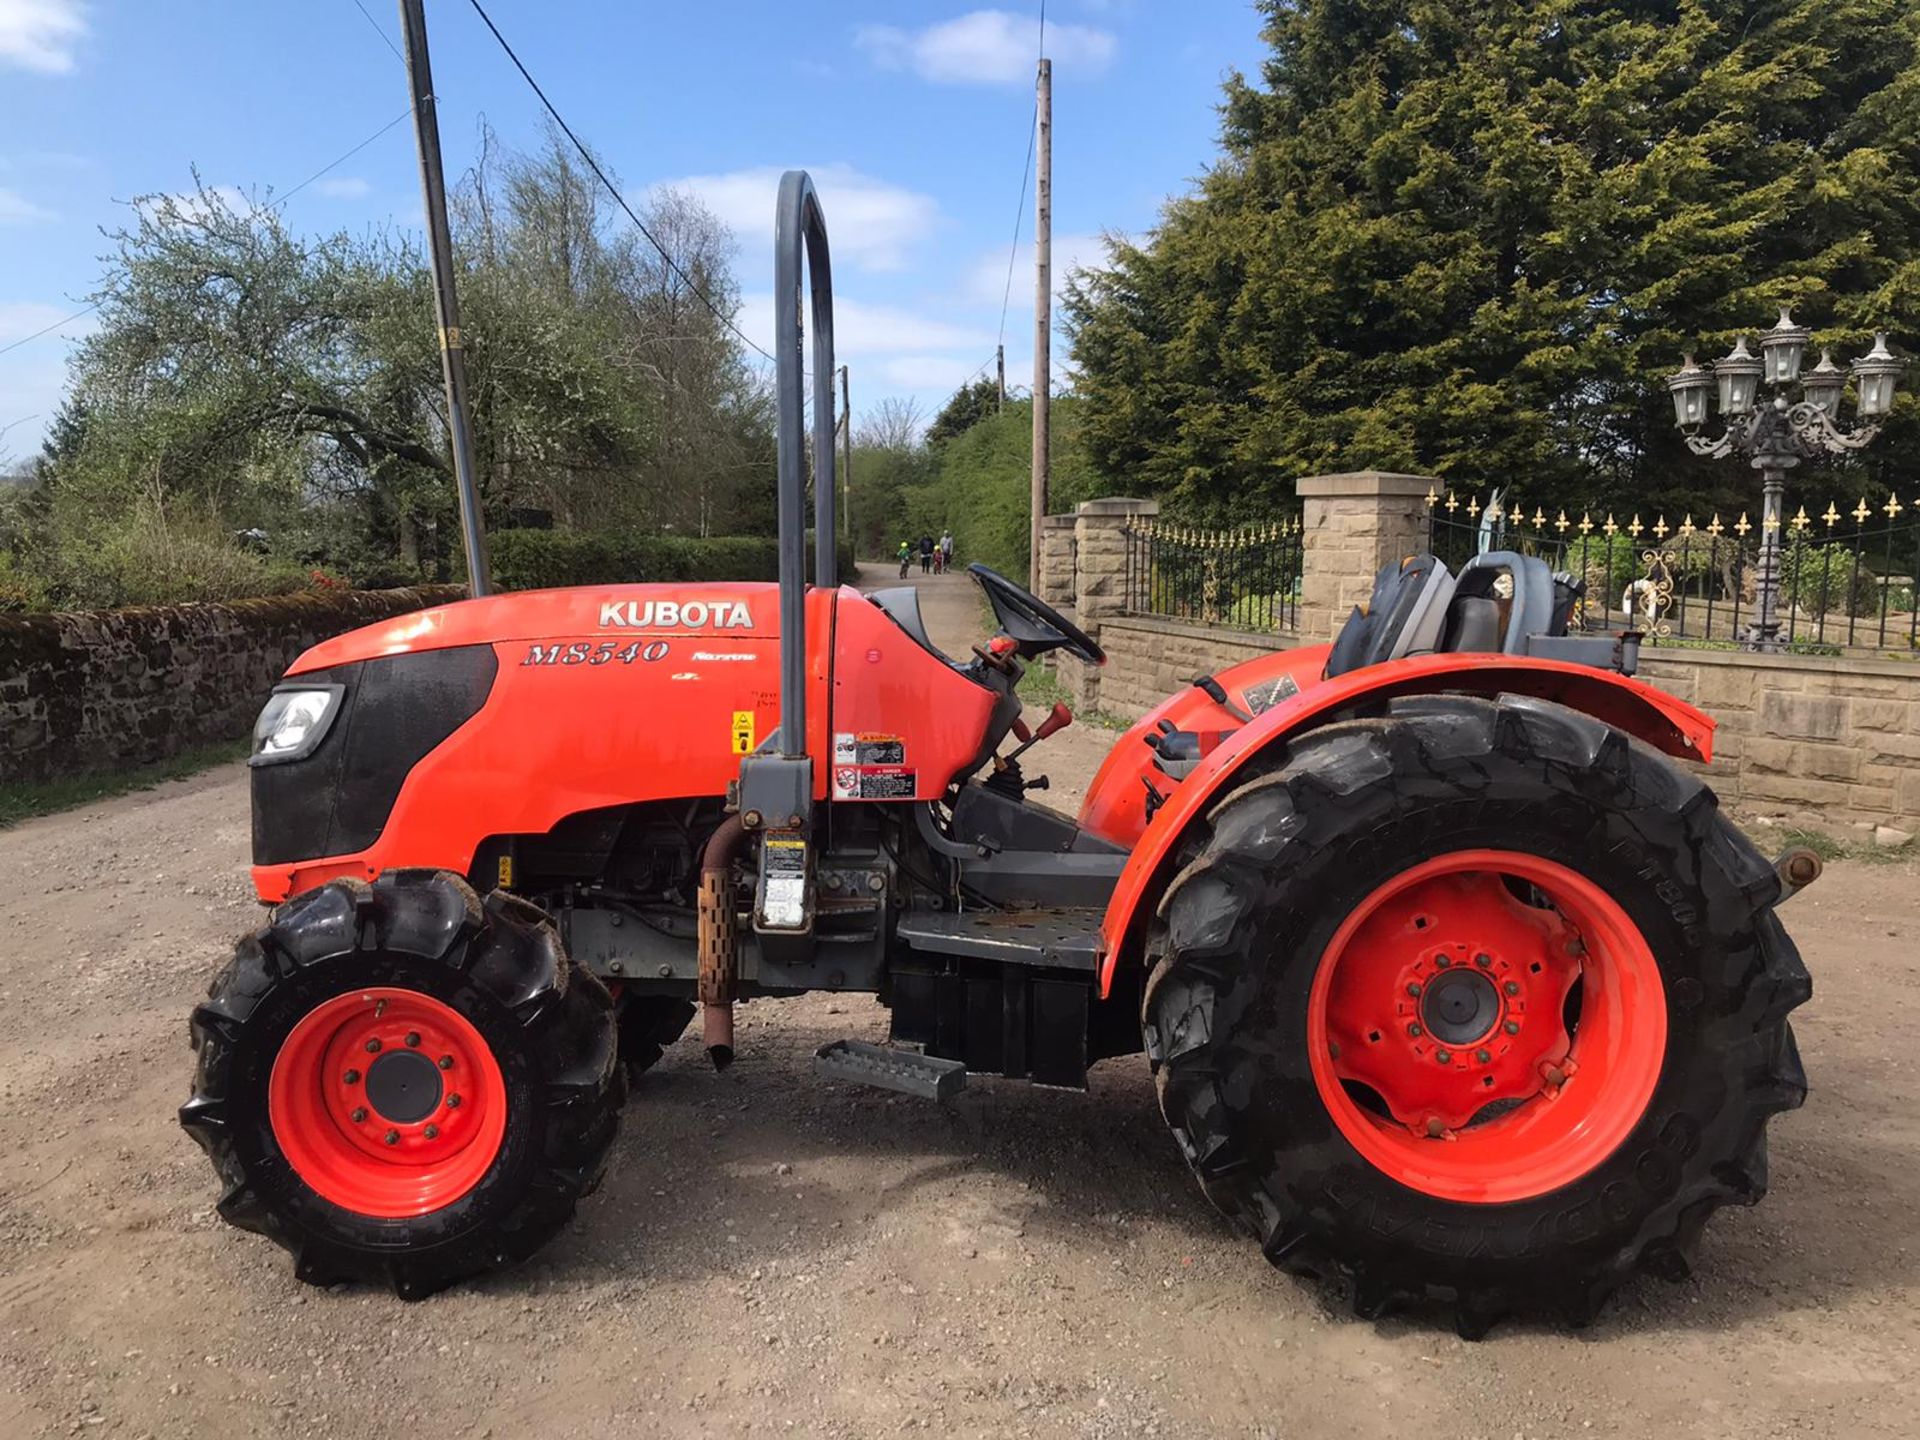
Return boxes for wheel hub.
[365,1049,444,1124]
[1420,967,1500,1045]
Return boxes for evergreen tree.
[1066,0,1920,521]
[926,377,1003,449]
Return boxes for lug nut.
[424,1124,439,1140]
[446,1094,462,1109]
[405,1032,421,1048]
[1435,955,1452,968]
[364,1037,382,1054]
[1435,1049,1453,1065]
[350,1107,368,1123]
[437,1055,453,1070]
[1504,1020,1520,1035]
[1406,982,1423,997]
[1407,1023,1423,1038]
[343,1068,360,1085]
[1425,1118,1445,1138]
[384,1130,400,1146]
[1474,953,1492,968]
[1503,981,1521,997]
[1475,1049,1492,1064]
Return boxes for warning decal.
[832,731,906,766]
[832,765,918,801]
[731,710,756,754]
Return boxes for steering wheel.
[968,563,1105,665]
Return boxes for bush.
[489,530,855,591]
[1782,542,1880,618]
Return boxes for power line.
[461,0,774,363]
[0,106,417,363]
[347,0,406,65]
[996,1,1048,350]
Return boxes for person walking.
[919,534,935,574]
[939,530,954,572]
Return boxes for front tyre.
[1143,695,1809,1336]
[179,871,624,1299]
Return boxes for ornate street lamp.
[1667,310,1905,651]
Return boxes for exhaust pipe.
[697,815,750,1069]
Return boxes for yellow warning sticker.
[731,710,755,754]
[497,854,514,888]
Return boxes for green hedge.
[490,531,856,591]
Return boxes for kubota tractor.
[181,172,1814,1334]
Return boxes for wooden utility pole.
[996,344,1006,412]
[1030,57,1052,590]
[398,0,490,596]
[838,365,853,554]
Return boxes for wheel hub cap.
[1420,967,1500,1045]
[365,1049,444,1124]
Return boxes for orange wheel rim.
[268,988,508,1218]
[1306,849,1667,1204]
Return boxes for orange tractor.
[180,170,1812,1335]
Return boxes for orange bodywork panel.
[1084,649,1716,998]
[254,583,994,901]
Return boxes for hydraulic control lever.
[1191,674,1254,723]
[1002,700,1073,766]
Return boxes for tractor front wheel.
[180,870,624,1299]
[1143,694,1809,1335]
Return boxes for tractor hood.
[288,582,789,674]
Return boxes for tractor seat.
[1324,552,1576,678]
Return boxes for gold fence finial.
[1791,506,1811,532]
[1735,512,1752,537]
[1854,497,1872,524]
[1887,494,1905,519]
[1822,503,1840,529]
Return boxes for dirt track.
[1,567,1916,1438]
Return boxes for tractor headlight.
[249,685,345,766]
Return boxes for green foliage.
[10,127,775,612]
[891,396,1112,579]
[1065,0,1920,522]
[926,378,1003,449]
[1782,540,1882,615]
[489,530,853,590]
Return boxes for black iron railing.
[1426,489,1920,655]
[1123,518,1304,632]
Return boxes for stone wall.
[0,585,466,784]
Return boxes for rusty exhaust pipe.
[698,814,750,1070]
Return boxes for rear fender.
[1094,653,1714,997]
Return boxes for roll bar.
[772,169,836,758]
[736,172,835,838]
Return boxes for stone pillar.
[1052,497,1157,712]
[1295,471,1437,642]
[1038,513,1076,608]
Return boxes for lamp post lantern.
[1667,311,1904,651]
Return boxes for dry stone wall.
[0,586,465,783]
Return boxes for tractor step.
[813,1039,967,1101]
[896,907,1102,971]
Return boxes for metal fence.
[1426,488,1920,655]
[1122,518,1304,632]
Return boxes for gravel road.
[1,568,1915,1438]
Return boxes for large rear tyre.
[1143,694,1809,1336]
[179,871,624,1300]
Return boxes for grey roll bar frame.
[737,171,836,834]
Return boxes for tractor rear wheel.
[1143,694,1809,1335]
[179,870,624,1299]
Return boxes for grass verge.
[0,738,249,830]
[1758,824,1918,866]
[1018,661,1133,731]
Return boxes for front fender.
[1094,652,1714,997]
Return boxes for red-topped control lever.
[1003,701,1073,765]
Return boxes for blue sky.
[0,2,1270,460]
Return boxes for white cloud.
[657,163,939,274]
[964,232,1111,310]
[855,10,1117,85]
[0,300,82,343]
[736,293,993,360]
[877,355,994,391]
[0,185,54,223]
[0,0,87,75]
[314,176,371,200]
